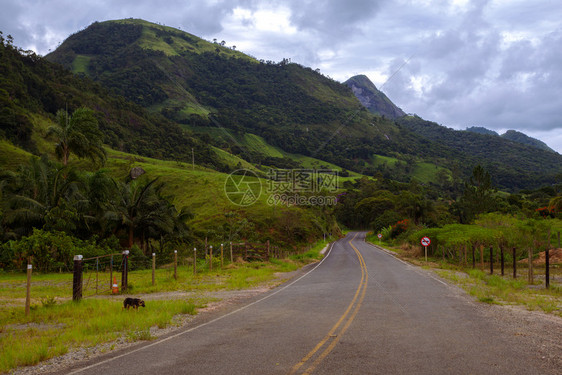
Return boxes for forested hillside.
[45,19,459,177]
[44,19,562,190]
[398,115,562,189]
[0,31,220,168]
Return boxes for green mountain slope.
[44,19,562,190]
[465,126,499,136]
[0,36,221,169]
[45,19,447,177]
[500,130,555,153]
[0,37,338,247]
[465,127,554,152]
[398,115,562,189]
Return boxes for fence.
[421,231,561,290]
[70,240,292,301]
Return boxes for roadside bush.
[0,229,115,272]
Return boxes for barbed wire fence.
[70,239,304,301]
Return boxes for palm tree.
[103,178,193,253]
[47,107,106,166]
[3,156,82,237]
[103,178,161,249]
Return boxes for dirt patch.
[520,248,562,265]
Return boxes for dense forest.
[0,31,222,169]
[398,115,562,189]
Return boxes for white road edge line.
[363,238,448,286]
[68,241,337,375]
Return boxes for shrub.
[0,229,114,271]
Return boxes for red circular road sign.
[420,236,431,246]
[377,233,382,239]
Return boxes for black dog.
[123,297,146,310]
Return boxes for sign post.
[377,233,382,243]
[420,236,431,261]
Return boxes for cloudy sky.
[2,0,561,153]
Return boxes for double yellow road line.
[289,233,368,374]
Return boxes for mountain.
[43,19,562,190]
[0,36,339,247]
[465,126,499,136]
[500,130,555,153]
[0,35,219,168]
[344,75,406,119]
[465,127,554,152]
[398,115,562,189]
[45,19,442,176]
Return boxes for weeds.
[0,241,326,373]
[369,239,561,317]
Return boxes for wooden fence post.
[73,255,83,301]
[152,253,156,286]
[545,248,550,289]
[209,246,213,271]
[267,240,270,261]
[221,244,224,269]
[121,250,129,292]
[95,258,99,295]
[512,247,517,278]
[109,254,113,291]
[480,245,484,269]
[500,245,504,276]
[472,245,476,269]
[174,250,178,280]
[193,248,197,275]
[527,248,533,284]
[490,246,493,275]
[25,258,32,315]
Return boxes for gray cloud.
[0,0,561,152]
[288,0,384,38]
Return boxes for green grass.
[435,268,561,316]
[211,146,259,171]
[71,55,91,74]
[0,242,326,373]
[370,154,399,167]
[0,298,198,372]
[366,238,562,316]
[243,133,284,158]
[183,126,361,177]
[411,162,446,183]
[111,19,255,62]
[0,140,32,171]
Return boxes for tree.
[458,165,497,223]
[47,107,106,166]
[3,156,82,237]
[103,178,190,252]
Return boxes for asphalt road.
[64,232,555,374]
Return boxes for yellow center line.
[289,233,368,375]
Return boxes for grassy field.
[113,18,255,61]
[366,237,562,317]
[0,240,327,373]
[71,55,91,74]
[0,140,32,171]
